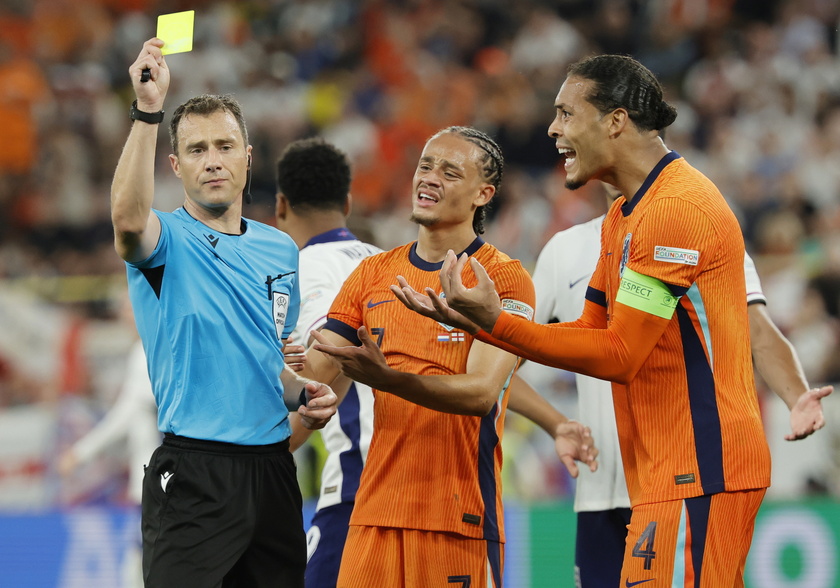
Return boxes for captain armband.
[615,268,679,319]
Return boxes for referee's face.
[170,110,251,213]
[410,133,493,231]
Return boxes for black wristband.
[284,387,309,412]
[129,100,165,124]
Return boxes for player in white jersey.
[529,188,832,587]
[274,137,381,588]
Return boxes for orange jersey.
[482,153,770,506]
[324,238,535,542]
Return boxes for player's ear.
[344,193,352,218]
[607,107,629,138]
[474,184,495,208]
[275,193,288,220]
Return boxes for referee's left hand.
[298,381,337,430]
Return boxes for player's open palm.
[787,385,833,441]
[312,326,395,391]
[391,275,479,334]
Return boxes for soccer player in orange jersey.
[293,126,597,588]
[396,56,774,588]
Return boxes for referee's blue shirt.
[126,207,300,445]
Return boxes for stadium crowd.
[1,0,839,502]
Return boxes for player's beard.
[409,211,436,227]
[565,176,587,191]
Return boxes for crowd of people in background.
[1,0,840,502]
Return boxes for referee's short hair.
[276,138,351,212]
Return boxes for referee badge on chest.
[273,292,290,341]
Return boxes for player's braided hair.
[568,55,677,132]
[169,94,249,155]
[276,137,351,212]
[432,126,504,235]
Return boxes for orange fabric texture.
[337,525,503,588]
[327,241,534,541]
[481,156,770,506]
[621,489,764,587]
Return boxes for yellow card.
[157,10,195,55]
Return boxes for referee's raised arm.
[111,37,167,263]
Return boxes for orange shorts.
[621,489,765,588]
[336,525,504,588]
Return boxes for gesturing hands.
[554,421,599,478]
[787,385,833,441]
[311,327,396,391]
[390,250,503,334]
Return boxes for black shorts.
[142,434,306,588]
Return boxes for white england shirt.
[531,216,764,512]
[291,230,381,511]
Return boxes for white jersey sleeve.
[294,238,381,512]
[530,215,631,512]
[744,252,767,305]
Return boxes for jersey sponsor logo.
[437,332,465,342]
[674,473,696,485]
[501,299,534,320]
[204,234,219,248]
[273,292,290,340]
[366,299,395,308]
[653,246,699,266]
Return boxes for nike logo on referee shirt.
[367,299,395,308]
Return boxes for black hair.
[568,55,677,132]
[275,138,351,212]
[169,94,249,155]
[431,126,504,235]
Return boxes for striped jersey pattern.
[324,238,535,541]
[593,152,771,506]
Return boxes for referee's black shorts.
[141,433,306,588]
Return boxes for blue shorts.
[575,508,631,587]
[305,502,354,588]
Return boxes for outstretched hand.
[786,385,833,441]
[438,250,502,333]
[298,380,337,430]
[554,421,599,478]
[311,326,395,391]
[390,276,480,334]
[390,250,503,334]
